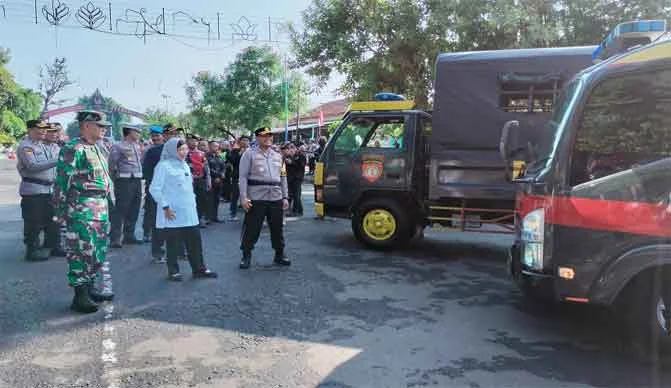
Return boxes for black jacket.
[286,153,306,181]
[226,148,244,182]
[142,144,164,184]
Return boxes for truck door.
[323,114,409,212]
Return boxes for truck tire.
[352,198,409,250]
[617,271,671,362]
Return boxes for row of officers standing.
[17,110,293,313]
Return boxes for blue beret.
[149,126,164,134]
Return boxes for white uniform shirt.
[149,159,199,229]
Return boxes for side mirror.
[499,120,520,162]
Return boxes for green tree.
[186,46,309,137]
[0,48,44,143]
[291,0,671,108]
[290,0,448,109]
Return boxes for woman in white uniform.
[149,138,218,281]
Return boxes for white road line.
[100,260,120,388]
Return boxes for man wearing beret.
[108,124,144,248]
[53,110,114,313]
[238,127,291,269]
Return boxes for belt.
[248,179,280,187]
[78,190,108,199]
[23,177,54,186]
[118,173,142,179]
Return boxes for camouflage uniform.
[53,138,112,287]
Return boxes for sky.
[0,0,343,125]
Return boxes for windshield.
[525,76,583,173]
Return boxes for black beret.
[254,127,272,136]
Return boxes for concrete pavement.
[0,158,670,387]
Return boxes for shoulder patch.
[22,147,34,156]
[281,162,287,177]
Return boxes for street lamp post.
[284,55,289,143]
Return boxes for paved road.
[0,158,670,388]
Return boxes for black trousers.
[240,200,285,253]
[21,194,58,252]
[209,182,222,221]
[194,178,209,220]
[142,186,156,238]
[110,178,142,242]
[164,226,206,275]
[288,178,304,215]
[229,182,240,217]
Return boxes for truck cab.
[505,29,671,353]
[315,99,431,248]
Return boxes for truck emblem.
[361,155,384,183]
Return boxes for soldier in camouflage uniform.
[53,110,115,314]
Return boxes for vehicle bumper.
[508,242,555,299]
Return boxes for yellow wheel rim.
[362,209,397,241]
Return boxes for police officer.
[108,124,144,247]
[17,119,58,261]
[53,110,114,313]
[238,127,291,269]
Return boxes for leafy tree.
[186,46,309,137]
[291,0,671,108]
[290,0,447,109]
[38,57,74,115]
[144,107,178,127]
[0,48,44,143]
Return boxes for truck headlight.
[521,209,544,270]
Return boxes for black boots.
[273,251,291,266]
[25,246,49,262]
[240,251,290,268]
[89,286,115,303]
[239,251,251,269]
[71,284,99,314]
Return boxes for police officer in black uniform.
[238,127,291,269]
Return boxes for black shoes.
[274,251,291,266]
[240,251,291,268]
[193,269,218,279]
[25,248,49,262]
[239,252,251,269]
[71,284,99,314]
[168,273,183,282]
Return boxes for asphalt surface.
[1,158,670,388]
